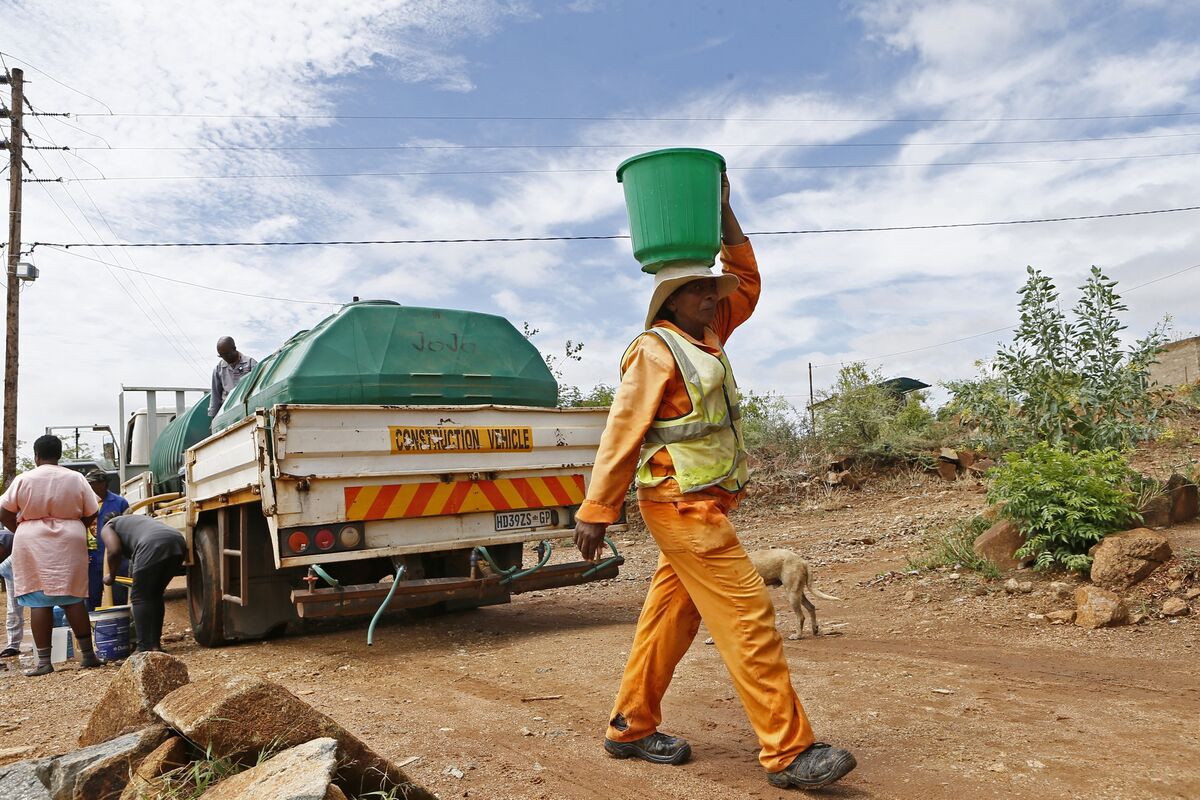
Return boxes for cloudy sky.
[5,0,1200,453]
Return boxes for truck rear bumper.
[290,557,623,619]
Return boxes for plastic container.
[50,627,74,663]
[91,606,132,662]
[210,301,558,432]
[149,392,212,495]
[51,606,76,660]
[616,148,725,273]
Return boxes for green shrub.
[815,363,937,460]
[988,442,1138,573]
[741,390,806,459]
[561,383,616,408]
[946,266,1166,453]
[910,514,999,578]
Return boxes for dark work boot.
[604,732,692,765]
[768,743,857,789]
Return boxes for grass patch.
[153,741,287,800]
[909,515,1000,579]
[154,746,241,799]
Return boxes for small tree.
[741,390,806,459]
[815,363,935,459]
[946,266,1166,453]
[521,322,585,406]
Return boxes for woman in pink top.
[0,435,103,675]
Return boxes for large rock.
[79,652,190,747]
[972,519,1032,571]
[967,457,996,478]
[1162,597,1191,617]
[119,736,189,800]
[1074,586,1129,629]
[155,675,435,800]
[1139,494,1173,528]
[0,760,52,800]
[198,738,339,800]
[1089,528,1172,590]
[1167,474,1199,524]
[935,461,959,481]
[45,725,170,800]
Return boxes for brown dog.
[747,548,841,637]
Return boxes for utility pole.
[807,361,816,435]
[3,68,23,486]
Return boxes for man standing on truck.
[101,515,186,653]
[209,336,258,417]
[573,174,857,790]
[85,469,129,610]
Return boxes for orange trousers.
[606,497,815,772]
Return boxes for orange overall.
[576,240,815,772]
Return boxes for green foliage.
[740,390,806,459]
[560,383,616,408]
[155,744,241,799]
[988,442,1138,573]
[815,363,937,459]
[910,514,1000,578]
[946,266,1166,453]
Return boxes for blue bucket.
[90,606,132,662]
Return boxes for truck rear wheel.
[188,523,227,647]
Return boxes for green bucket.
[617,148,726,274]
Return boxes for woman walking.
[0,435,103,675]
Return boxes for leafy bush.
[815,363,938,460]
[561,383,616,408]
[946,266,1166,453]
[988,442,1138,573]
[910,514,1000,578]
[741,390,807,459]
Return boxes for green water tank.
[211,301,558,432]
[148,393,213,494]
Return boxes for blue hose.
[311,564,339,587]
[367,564,406,647]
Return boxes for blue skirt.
[17,592,84,608]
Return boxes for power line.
[26,160,210,375]
[60,131,1200,152]
[29,203,1200,250]
[67,110,1200,124]
[0,51,113,114]
[43,247,343,306]
[44,150,1200,183]
[20,96,208,374]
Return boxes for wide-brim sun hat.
[644,264,739,331]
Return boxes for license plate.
[494,509,556,532]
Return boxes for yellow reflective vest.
[626,327,750,494]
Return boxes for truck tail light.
[287,531,310,554]
[338,525,362,549]
[281,524,366,557]
[314,528,336,551]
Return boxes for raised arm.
[711,173,760,343]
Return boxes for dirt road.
[1,479,1197,799]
